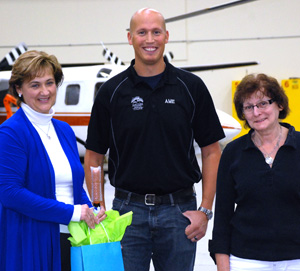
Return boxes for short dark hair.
[234,73,289,129]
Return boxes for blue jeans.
[112,193,197,271]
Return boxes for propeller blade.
[101,42,125,65]
[0,42,27,71]
[165,0,257,23]
[164,51,174,63]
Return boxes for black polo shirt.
[86,60,224,194]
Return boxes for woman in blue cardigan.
[0,50,100,271]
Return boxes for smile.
[38,98,50,102]
[255,118,267,123]
[144,47,157,52]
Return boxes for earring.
[18,93,22,97]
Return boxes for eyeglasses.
[243,99,275,114]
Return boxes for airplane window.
[65,84,80,105]
[0,89,10,107]
[94,83,103,100]
[0,79,9,92]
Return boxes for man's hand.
[94,205,107,224]
[183,210,208,242]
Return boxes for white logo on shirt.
[165,99,175,104]
[131,96,144,111]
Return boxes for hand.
[94,205,107,224]
[183,210,208,242]
[80,204,96,229]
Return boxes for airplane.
[0,42,245,159]
[0,1,263,158]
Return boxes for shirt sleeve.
[85,85,110,154]
[192,78,225,147]
[209,142,236,258]
[71,204,82,222]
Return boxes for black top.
[86,60,224,195]
[209,123,300,261]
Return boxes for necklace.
[252,126,282,165]
[33,122,51,139]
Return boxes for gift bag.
[71,241,124,271]
[69,210,132,271]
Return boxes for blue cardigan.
[0,108,91,271]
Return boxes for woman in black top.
[209,73,300,271]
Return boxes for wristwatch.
[198,206,213,220]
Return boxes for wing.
[165,0,258,23]
[179,61,259,72]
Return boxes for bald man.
[85,8,224,271]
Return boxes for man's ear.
[165,30,169,44]
[127,32,133,45]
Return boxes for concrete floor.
[90,175,218,271]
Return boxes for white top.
[21,103,81,233]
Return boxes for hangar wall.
[1,0,300,122]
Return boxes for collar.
[21,102,54,125]
[128,59,178,88]
[281,122,297,149]
[244,122,297,151]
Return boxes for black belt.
[115,187,195,206]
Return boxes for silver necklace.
[252,126,282,165]
[34,122,51,139]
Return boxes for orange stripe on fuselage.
[0,112,91,126]
[53,115,91,126]
[0,116,7,124]
[222,125,241,130]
